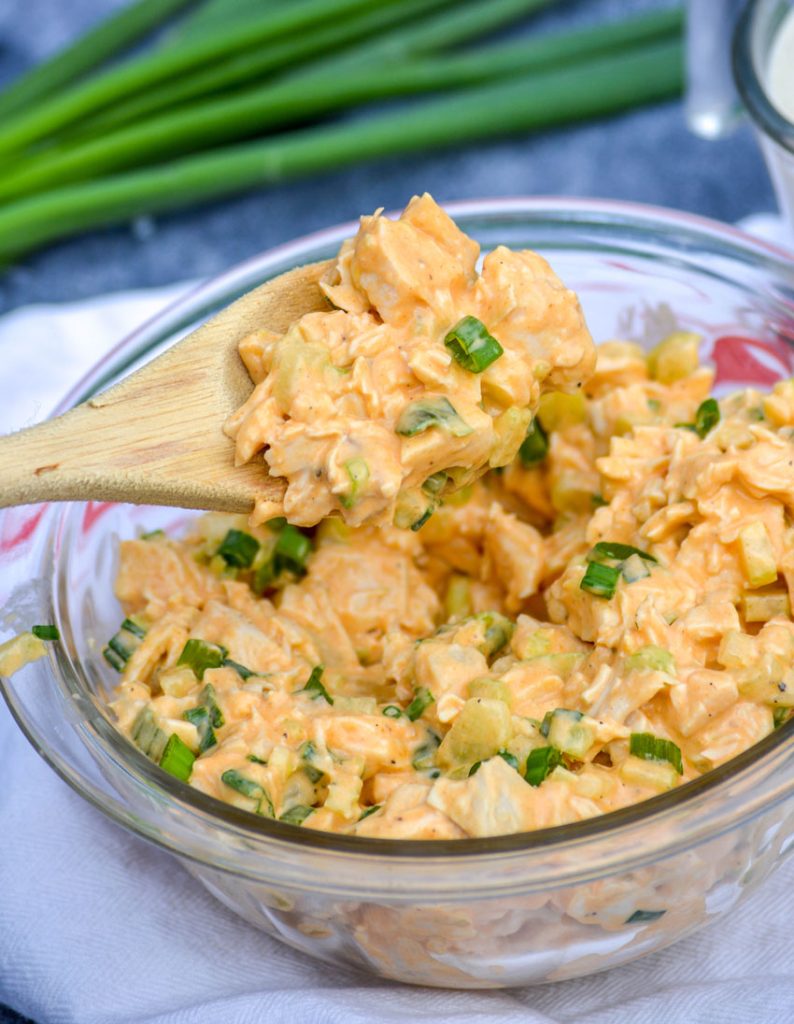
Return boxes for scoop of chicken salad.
[224,193,595,529]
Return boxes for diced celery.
[537,391,587,432]
[467,677,512,706]
[282,769,317,811]
[739,667,794,707]
[0,632,47,677]
[625,645,675,675]
[738,522,778,588]
[647,331,700,384]
[332,696,378,714]
[444,574,472,621]
[159,665,198,697]
[551,475,593,514]
[544,709,595,757]
[393,488,431,531]
[717,630,755,669]
[621,552,650,583]
[526,652,585,679]
[437,698,513,770]
[132,707,168,762]
[489,406,532,468]
[513,628,551,660]
[742,590,790,622]
[340,457,369,509]
[476,612,515,658]
[619,754,679,791]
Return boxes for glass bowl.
[3,198,794,989]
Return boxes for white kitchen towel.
[2,273,794,1024]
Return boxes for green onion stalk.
[0,0,200,119]
[0,40,683,264]
[0,7,681,201]
[0,0,414,155]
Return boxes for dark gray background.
[0,0,778,1022]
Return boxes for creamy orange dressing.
[224,194,594,529]
[106,206,794,840]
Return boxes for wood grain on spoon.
[0,259,333,512]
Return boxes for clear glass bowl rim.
[6,196,794,885]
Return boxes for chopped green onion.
[103,646,126,672]
[518,413,549,466]
[540,708,583,738]
[674,422,697,432]
[620,552,650,583]
[580,561,621,599]
[395,397,473,437]
[519,416,548,465]
[223,657,255,680]
[279,805,314,826]
[629,731,683,774]
[247,753,268,764]
[412,736,440,771]
[359,804,381,821]
[410,507,434,532]
[422,471,448,497]
[626,908,666,924]
[184,683,224,752]
[625,645,675,674]
[773,707,792,729]
[183,706,217,753]
[588,541,657,563]
[294,665,333,704]
[524,745,562,786]
[103,617,148,670]
[274,524,312,574]
[121,617,147,639]
[298,741,325,782]
[303,764,324,784]
[141,528,165,540]
[159,733,195,781]
[177,638,228,680]
[217,528,260,568]
[406,686,435,721]
[300,739,318,761]
[468,761,482,776]
[31,624,59,641]
[444,315,504,373]
[254,522,313,591]
[498,750,519,771]
[200,683,225,728]
[694,398,720,438]
[476,611,515,658]
[591,493,607,508]
[340,457,369,509]
[221,768,274,816]
[382,705,403,719]
[131,707,168,761]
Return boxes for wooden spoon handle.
[0,399,267,511]
[0,258,333,513]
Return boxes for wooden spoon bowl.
[0,259,333,513]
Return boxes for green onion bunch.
[0,0,684,261]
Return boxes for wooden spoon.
[0,259,333,513]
